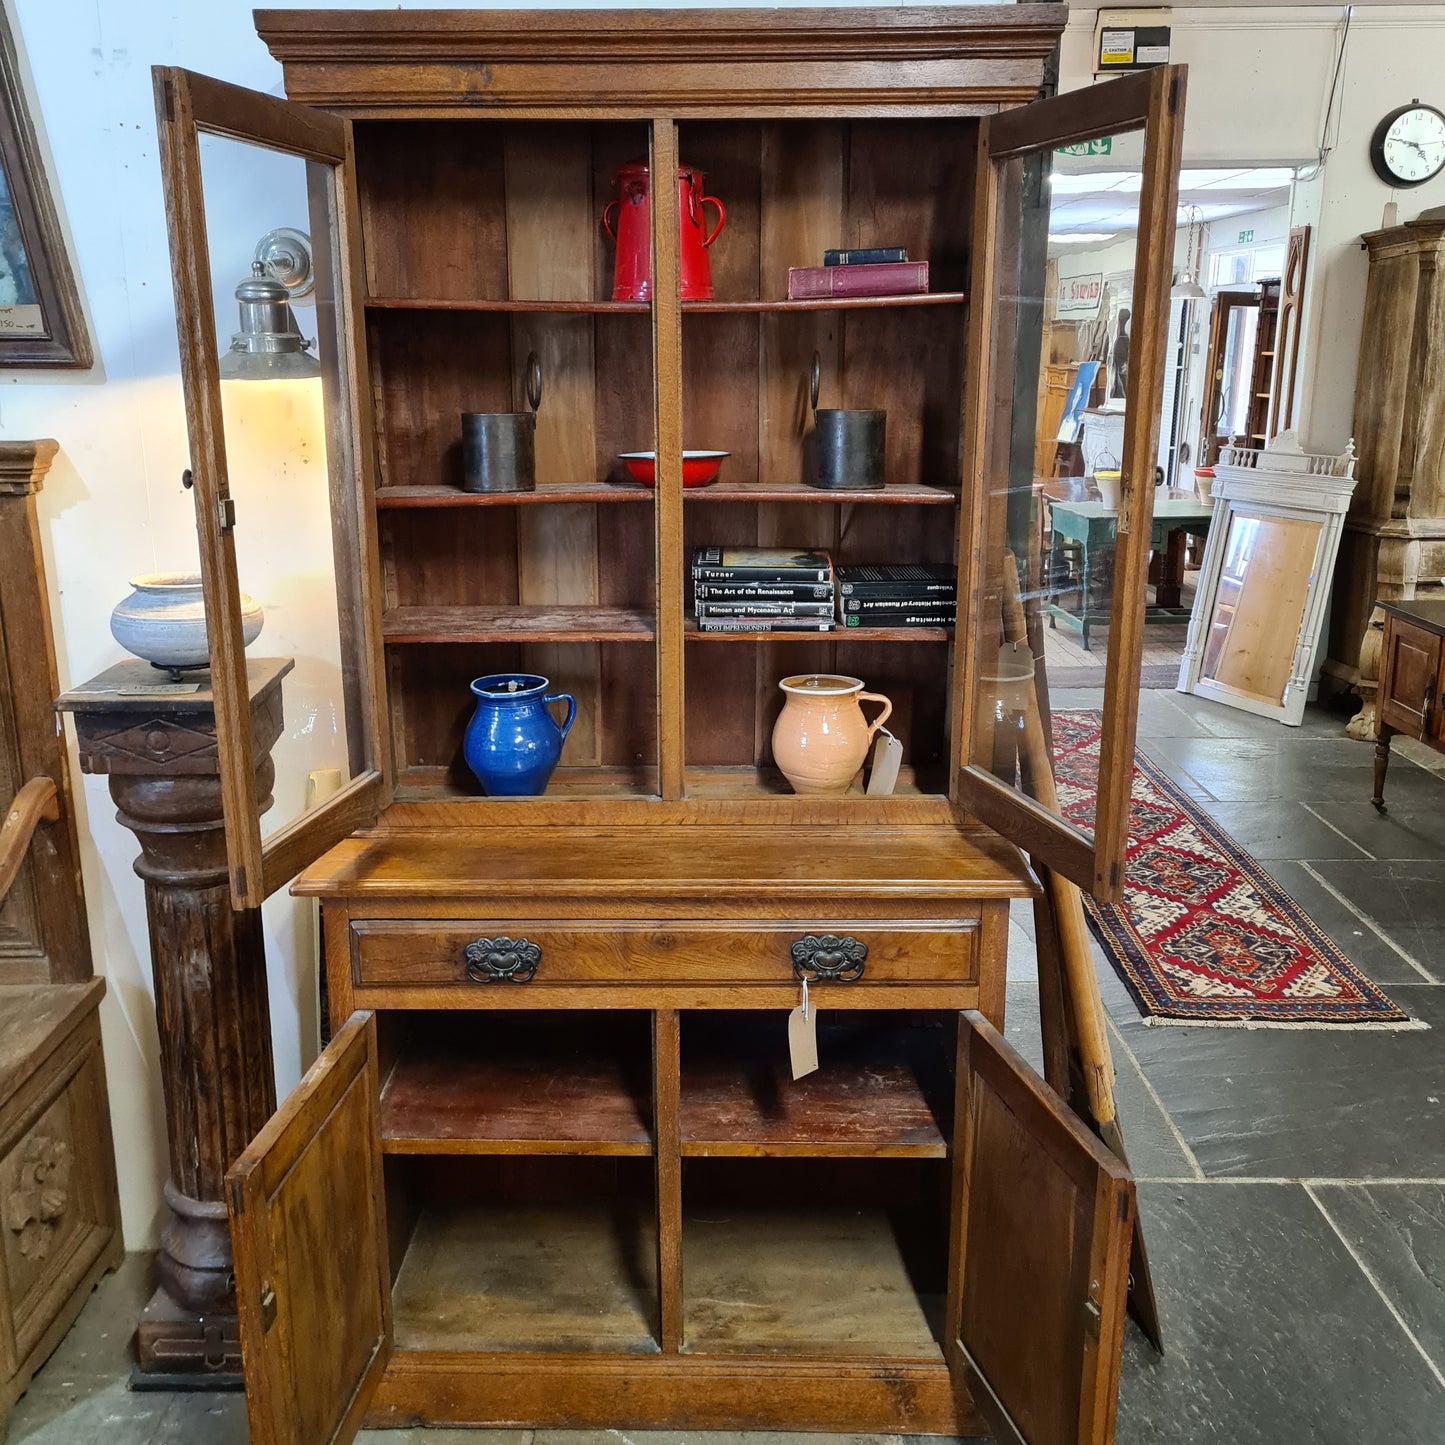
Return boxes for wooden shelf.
[367,297,649,314]
[384,605,656,643]
[393,1203,659,1355]
[682,764,946,799]
[682,1209,942,1359]
[376,482,654,508]
[681,1019,949,1159]
[686,293,967,313]
[685,620,952,643]
[394,765,659,803]
[381,1051,652,1156]
[686,481,958,505]
[365,293,966,315]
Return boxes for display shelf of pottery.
[110,572,262,678]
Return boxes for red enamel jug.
[602,159,725,301]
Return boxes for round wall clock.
[1370,100,1445,188]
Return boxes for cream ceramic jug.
[771,673,893,796]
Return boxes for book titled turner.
[691,547,833,583]
[787,261,929,301]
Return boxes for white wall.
[1062,5,1445,455]
[5,0,1020,1254]
[12,0,1445,1249]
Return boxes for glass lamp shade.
[218,265,321,381]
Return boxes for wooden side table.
[57,658,291,1384]
[1372,599,1445,809]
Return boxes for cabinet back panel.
[388,641,656,780]
[355,120,509,299]
[372,311,513,492]
[676,118,977,303]
[356,120,650,303]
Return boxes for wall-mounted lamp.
[219,227,320,381]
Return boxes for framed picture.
[0,6,89,366]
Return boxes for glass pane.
[971,128,1182,846]
[1216,304,1260,442]
[196,133,365,841]
[1200,511,1321,707]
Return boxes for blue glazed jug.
[463,674,577,796]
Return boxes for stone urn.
[110,572,263,671]
[771,673,893,796]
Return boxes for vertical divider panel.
[651,118,686,799]
[756,121,845,762]
[654,1008,683,1353]
[504,127,603,766]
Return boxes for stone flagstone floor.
[7,690,1444,1444]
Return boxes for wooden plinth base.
[132,1288,243,1386]
[364,1352,981,1435]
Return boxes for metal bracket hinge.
[217,496,236,533]
[259,1282,278,1334]
[1084,1295,1102,1339]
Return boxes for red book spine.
[786,261,929,300]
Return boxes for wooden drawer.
[350,919,977,989]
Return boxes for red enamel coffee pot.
[602,159,725,301]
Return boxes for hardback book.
[691,546,833,583]
[694,581,835,602]
[823,246,907,267]
[841,594,957,613]
[836,563,956,597]
[786,261,929,300]
[697,600,835,619]
[696,617,835,632]
[842,610,952,628]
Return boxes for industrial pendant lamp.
[1170,206,1206,301]
[218,227,321,381]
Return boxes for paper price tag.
[787,978,819,1080]
[865,727,903,796]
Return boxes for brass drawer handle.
[790,934,867,982]
[463,936,540,983]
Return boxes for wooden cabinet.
[152,9,1185,1441]
[1326,220,1445,702]
[1373,600,1445,809]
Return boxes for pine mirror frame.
[1176,437,1358,726]
[0,4,90,368]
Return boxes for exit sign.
[1238,228,1255,244]
[1057,138,1113,158]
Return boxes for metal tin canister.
[461,353,542,494]
[805,352,886,491]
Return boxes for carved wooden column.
[58,657,291,1385]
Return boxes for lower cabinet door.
[226,1011,391,1445]
[948,1011,1135,1445]
[1379,618,1440,740]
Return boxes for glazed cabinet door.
[153,68,389,908]
[948,1011,1135,1445]
[226,1011,390,1445]
[956,66,1186,902]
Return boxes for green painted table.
[1045,495,1214,651]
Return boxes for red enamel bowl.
[618,450,728,488]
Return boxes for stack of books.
[787,246,928,301]
[691,547,836,632]
[836,564,956,629]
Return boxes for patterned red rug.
[1051,711,1413,1027]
